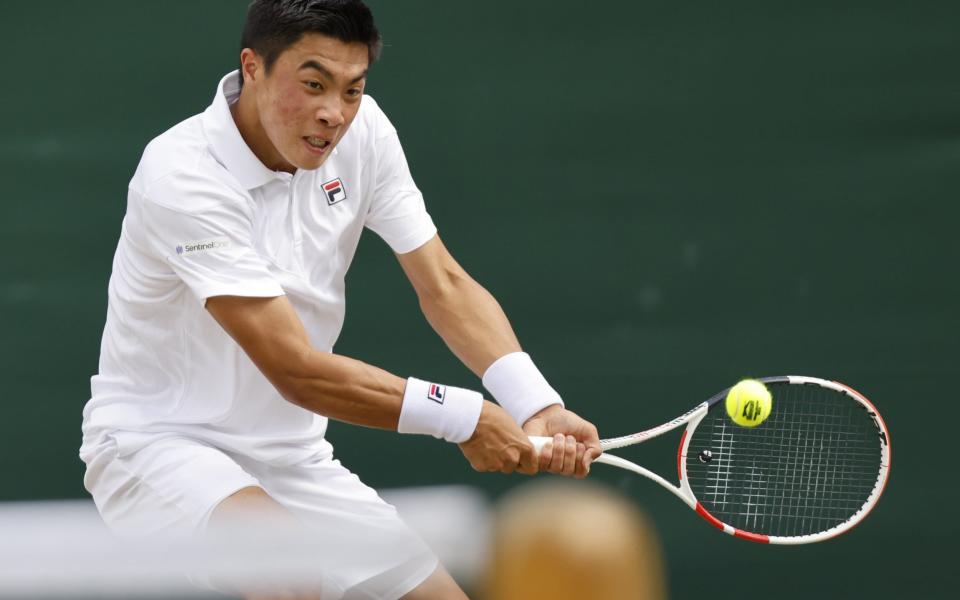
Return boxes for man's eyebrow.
[298,59,368,84]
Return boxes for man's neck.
[230,87,296,174]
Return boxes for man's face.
[247,34,369,171]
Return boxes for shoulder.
[130,117,248,215]
[351,94,399,144]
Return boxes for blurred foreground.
[0,482,664,599]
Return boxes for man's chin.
[291,137,336,171]
[287,153,328,172]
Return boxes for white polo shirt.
[81,71,437,465]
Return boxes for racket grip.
[529,435,624,472]
[528,436,553,454]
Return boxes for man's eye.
[305,81,323,90]
[346,88,362,98]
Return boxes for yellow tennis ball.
[725,379,772,427]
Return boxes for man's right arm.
[205,294,538,474]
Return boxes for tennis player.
[80,1,600,597]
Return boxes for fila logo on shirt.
[427,384,446,404]
[322,178,347,205]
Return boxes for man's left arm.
[396,235,601,477]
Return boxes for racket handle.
[529,436,553,454]
[530,435,606,455]
[530,435,622,469]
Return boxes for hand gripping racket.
[531,376,890,544]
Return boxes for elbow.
[267,348,364,416]
[272,371,311,410]
[275,376,310,409]
[418,265,472,305]
[266,345,318,409]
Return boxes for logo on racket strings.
[427,384,445,404]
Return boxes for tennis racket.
[531,375,890,544]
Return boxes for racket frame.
[532,375,891,545]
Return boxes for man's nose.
[315,98,345,128]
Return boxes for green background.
[1,0,957,597]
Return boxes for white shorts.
[82,433,438,599]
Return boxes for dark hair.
[240,0,382,75]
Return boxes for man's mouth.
[304,135,331,149]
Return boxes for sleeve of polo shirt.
[364,104,438,254]
[129,171,284,305]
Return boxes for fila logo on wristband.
[427,384,446,404]
[323,178,346,205]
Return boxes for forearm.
[414,267,564,426]
[418,272,521,377]
[207,295,407,430]
[207,294,483,443]
[276,349,407,430]
[396,236,562,425]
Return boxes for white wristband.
[398,377,484,443]
[482,352,564,425]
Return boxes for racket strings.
[685,384,883,538]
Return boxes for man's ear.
[239,48,263,85]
